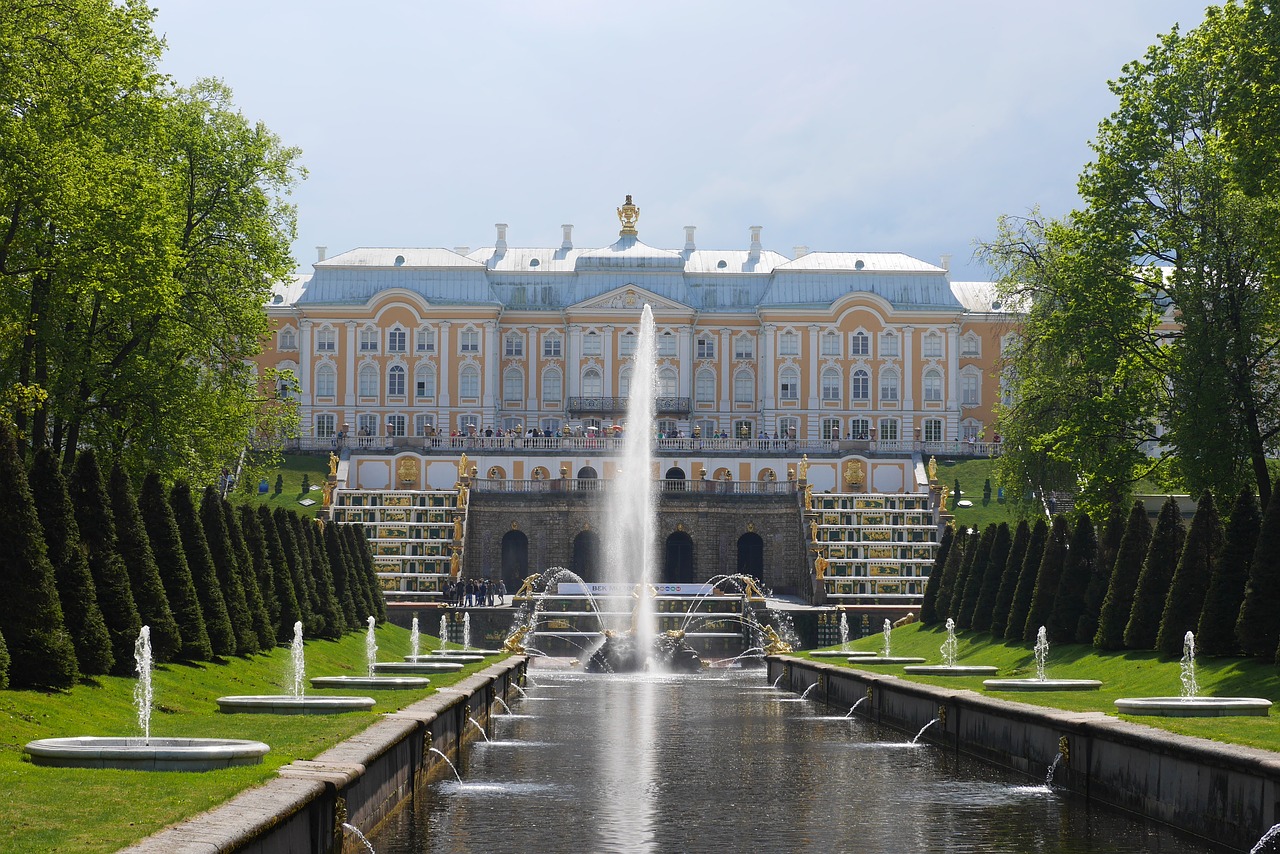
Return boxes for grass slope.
[803,622,1280,753]
[933,457,1020,530]
[231,453,330,519]
[0,624,500,853]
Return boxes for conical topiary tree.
[0,626,8,689]
[919,524,955,625]
[224,500,274,650]
[200,486,257,656]
[273,507,316,634]
[29,448,113,676]
[325,520,359,630]
[990,520,1031,639]
[1024,515,1071,642]
[1157,491,1222,659]
[1076,509,1116,645]
[351,524,385,620]
[1197,488,1260,656]
[68,449,141,676]
[1051,512,1097,643]
[170,482,235,657]
[108,463,181,663]
[1094,501,1153,650]
[1097,503,1128,591]
[948,528,982,621]
[139,474,212,661]
[258,505,301,643]
[1007,518,1049,644]
[290,513,323,633]
[932,527,971,621]
[1235,477,1280,659]
[304,520,344,639]
[957,524,997,629]
[1125,497,1186,651]
[972,523,1012,633]
[240,504,280,633]
[0,425,79,688]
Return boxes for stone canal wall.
[770,656,1280,852]
[121,657,526,854]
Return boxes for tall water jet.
[366,616,378,677]
[1034,626,1049,681]
[463,612,472,651]
[290,621,305,698]
[1180,631,1199,700]
[135,625,154,744]
[409,616,420,660]
[839,612,850,651]
[940,618,958,668]
[882,618,892,656]
[983,626,1101,691]
[440,613,450,648]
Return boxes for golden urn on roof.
[617,194,640,236]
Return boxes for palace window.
[357,414,379,435]
[821,331,840,357]
[316,326,336,352]
[387,415,406,437]
[503,368,523,402]
[960,332,981,357]
[618,366,632,398]
[851,369,869,401]
[359,328,379,352]
[414,414,435,436]
[777,416,799,439]
[314,364,336,398]
[582,368,602,398]
[505,333,524,358]
[923,418,943,442]
[460,330,479,353]
[779,331,799,356]
[734,335,754,360]
[315,414,335,438]
[543,334,562,358]
[850,418,870,440]
[696,369,715,404]
[821,367,841,401]
[387,364,406,396]
[879,418,899,442]
[583,332,602,356]
[779,367,800,401]
[388,327,406,353]
[543,368,562,403]
[922,332,943,358]
[821,418,841,440]
[658,367,677,397]
[278,328,297,351]
[415,365,436,399]
[961,370,980,406]
[850,331,869,356]
[459,365,480,399]
[358,364,378,397]
[923,369,943,402]
[879,367,900,402]
[619,331,636,358]
[880,331,899,358]
[416,327,436,353]
[696,336,716,359]
[734,370,755,405]
[658,332,677,357]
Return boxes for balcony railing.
[475,478,799,496]
[567,396,691,415]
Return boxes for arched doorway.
[737,532,764,584]
[663,531,695,584]
[500,529,528,592]
[577,466,598,479]
[571,529,601,583]
[664,466,686,492]
[664,466,686,480]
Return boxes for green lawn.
[932,457,1023,530]
[801,622,1280,753]
[0,624,503,853]
[230,452,331,519]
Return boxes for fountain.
[1115,631,1271,717]
[983,626,1102,692]
[463,612,472,650]
[217,621,376,713]
[312,617,434,689]
[813,611,876,658]
[903,618,997,676]
[409,616,420,659]
[26,626,270,770]
[848,618,925,665]
[844,696,868,717]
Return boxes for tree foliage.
[1094,501,1153,650]
[1051,513,1098,643]
[1236,477,1280,657]
[137,473,210,661]
[1125,497,1186,650]
[1197,487,1260,655]
[1024,515,1071,642]
[108,463,181,663]
[989,520,1031,639]
[1157,491,1223,658]
[972,522,1012,634]
[919,524,954,625]
[169,482,234,657]
[1007,518,1049,642]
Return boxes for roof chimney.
[684,226,697,252]
[316,245,327,263]
[561,224,573,250]
[748,226,762,260]
[453,246,470,256]
[494,223,508,252]
[793,245,809,258]
[940,254,952,271]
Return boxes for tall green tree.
[199,486,256,656]
[1024,515,1071,642]
[274,508,316,634]
[1125,497,1186,650]
[303,520,343,639]
[1197,487,1261,655]
[957,524,997,629]
[0,423,78,688]
[932,527,971,621]
[1235,477,1280,658]
[240,504,280,632]
[137,473,210,661]
[1077,508,1121,644]
[324,520,359,630]
[1007,519,1049,644]
[169,482,234,656]
[29,447,112,675]
[919,524,954,626]
[1049,512,1097,642]
[1095,501,1154,650]
[990,520,1031,639]
[224,500,274,651]
[1157,491,1223,658]
[972,523,1012,634]
[258,505,301,643]
[108,463,181,662]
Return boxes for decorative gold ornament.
[797,455,809,480]
[747,522,755,532]
[456,453,470,479]
[844,459,864,487]
[927,455,938,483]
[397,456,419,484]
[676,522,685,532]
[510,521,519,530]
[617,194,640,236]
[328,452,339,478]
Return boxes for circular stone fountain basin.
[373,661,463,675]
[983,679,1102,692]
[903,665,999,676]
[1113,697,1272,717]
[24,737,269,771]
[311,675,432,690]
[215,695,376,714]
[849,656,926,665]
[812,650,876,658]
[432,648,504,656]
[406,654,485,665]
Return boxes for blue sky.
[152,1,1211,283]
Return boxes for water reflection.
[373,669,1216,854]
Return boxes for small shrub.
[301,473,311,495]
[983,479,992,506]
[274,474,284,496]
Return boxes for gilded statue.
[449,549,461,577]
[503,625,530,654]
[927,455,938,484]
[761,625,793,655]
[844,459,865,487]
[453,516,463,541]
[797,454,809,480]
[456,453,469,479]
[328,452,339,477]
[321,480,334,507]
[813,553,829,579]
[938,484,949,513]
[810,518,818,541]
[804,483,813,510]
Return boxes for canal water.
[370,668,1220,853]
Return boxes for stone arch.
[737,532,764,584]
[500,529,528,591]
[577,465,598,479]
[664,466,686,480]
[571,529,601,583]
[663,530,695,584]
[487,465,506,479]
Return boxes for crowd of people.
[442,577,507,607]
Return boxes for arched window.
[278,328,297,350]
[879,367,899,402]
[733,370,754,405]
[542,368,562,403]
[387,364,406,396]
[619,365,633,398]
[388,327,406,352]
[960,367,981,406]
[503,368,523,402]
[658,367,677,397]
[850,331,869,356]
[851,369,869,401]
[358,364,378,397]
[821,367,841,401]
[821,331,841,356]
[314,364,336,398]
[695,369,715,404]
[415,364,436,399]
[880,330,899,358]
[922,332,943,358]
[960,332,981,357]
[582,368,602,398]
[619,330,637,357]
[779,367,800,400]
[316,326,337,352]
[459,365,480,399]
[923,368,943,402]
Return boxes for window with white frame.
[778,416,799,439]
[695,369,715,404]
[619,365,632,398]
[694,418,717,438]
[658,332,677,357]
[543,333,562,358]
[619,331,636,358]
[922,332,943,358]
[696,336,715,359]
[1000,370,1015,406]
[582,368,602,397]
[779,331,799,356]
[541,417,563,434]
[315,364,336,398]
[360,328,379,352]
[387,364,406,397]
[850,418,870,439]
[358,364,378,397]
[850,331,869,356]
[961,369,980,406]
[821,417,841,440]
[505,333,524,358]
[460,329,479,353]
[387,415,406,437]
[960,332,980,357]
[879,418,899,441]
[657,419,678,436]
[1001,333,1020,354]
[278,328,297,350]
[779,367,800,400]
[879,367,900,401]
[415,365,436,399]
[658,367,677,397]
[316,326,337,352]
[503,368,523,402]
[414,414,435,436]
[851,369,869,401]
[315,414,335,438]
[821,367,841,401]
[582,332,601,356]
[416,327,436,353]
[542,368,562,403]
[388,327,406,353]
[961,421,981,441]
[733,420,753,439]
[458,414,480,434]
[880,330,899,358]
[459,365,480,399]
[734,334,754,360]
[923,418,943,442]
[733,370,754,405]
[923,369,943,402]
[821,331,841,357]
[357,414,379,435]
